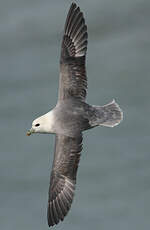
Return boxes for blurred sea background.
[0,0,150,229]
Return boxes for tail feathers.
[90,100,123,128]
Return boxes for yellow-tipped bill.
[26,130,31,136]
[26,128,34,136]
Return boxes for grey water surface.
[0,0,150,229]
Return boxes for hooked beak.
[26,127,34,136]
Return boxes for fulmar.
[27,2,123,227]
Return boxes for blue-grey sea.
[0,0,150,229]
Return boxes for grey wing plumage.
[58,2,88,101]
[47,134,82,227]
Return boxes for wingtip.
[63,2,87,58]
[71,2,77,7]
[69,2,78,11]
[47,175,76,227]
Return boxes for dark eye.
[35,123,40,127]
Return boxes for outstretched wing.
[58,2,88,101]
[47,134,83,227]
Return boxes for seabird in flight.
[27,2,123,227]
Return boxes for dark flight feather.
[47,134,82,226]
[58,2,88,101]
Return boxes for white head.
[27,111,55,136]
